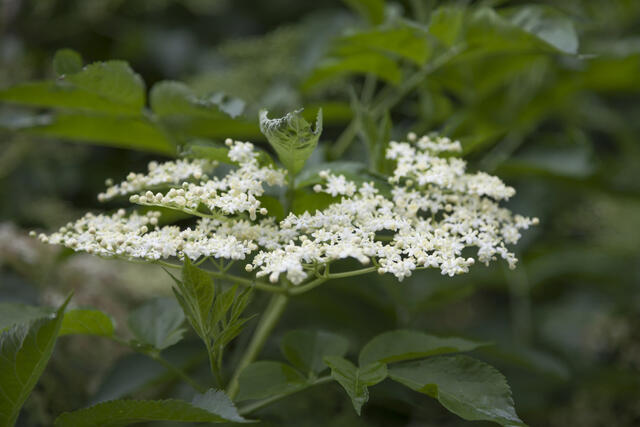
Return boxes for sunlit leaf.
[0,61,145,115]
[60,309,115,337]
[23,112,175,155]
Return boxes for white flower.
[41,133,537,286]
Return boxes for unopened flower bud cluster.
[128,139,285,221]
[97,158,215,202]
[40,135,537,286]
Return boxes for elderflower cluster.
[129,139,286,220]
[97,158,215,202]
[39,134,537,286]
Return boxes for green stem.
[206,342,225,389]
[329,119,358,160]
[239,376,333,415]
[226,293,289,398]
[207,271,286,294]
[288,266,378,295]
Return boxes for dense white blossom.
[97,158,216,202]
[40,135,537,286]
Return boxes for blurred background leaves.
[1,0,639,425]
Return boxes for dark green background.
[1,0,639,426]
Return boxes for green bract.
[259,108,323,175]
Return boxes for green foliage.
[151,81,245,119]
[127,298,185,350]
[281,329,349,375]
[60,309,115,337]
[259,108,323,175]
[323,356,387,415]
[336,24,432,65]
[237,361,308,401]
[53,49,83,76]
[3,0,640,425]
[358,330,488,365]
[505,5,578,54]
[341,0,386,25]
[305,52,402,88]
[0,303,53,332]
[0,296,70,426]
[54,389,250,426]
[0,60,144,115]
[23,113,174,154]
[389,355,526,427]
[169,259,253,382]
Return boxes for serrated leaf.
[336,24,432,65]
[0,60,145,115]
[128,298,185,350]
[171,259,215,341]
[0,296,71,426]
[53,49,83,76]
[236,361,308,401]
[60,309,115,337]
[259,109,322,175]
[23,112,174,155]
[359,330,488,365]
[342,0,385,25]
[281,329,349,375]
[305,53,402,88]
[324,356,387,415]
[389,355,526,426]
[150,81,245,119]
[55,389,251,426]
